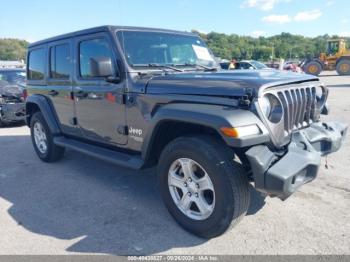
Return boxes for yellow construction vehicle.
[303,39,350,76]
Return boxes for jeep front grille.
[257,82,327,147]
[277,86,317,135]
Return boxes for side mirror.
[90,57,114,77]
[249,66,254,70]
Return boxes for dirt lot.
[0,71,349,255]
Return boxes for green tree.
[0,39,29,61]
[193,31,350,61]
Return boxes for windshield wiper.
[180,63,218,72]
[132,63,184,72]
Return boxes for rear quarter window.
[28,48,46,80]
[50,44,71,79]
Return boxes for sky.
[0,0,349,42]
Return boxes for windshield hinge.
[245,88,254,99]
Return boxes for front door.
[73,33,127,145]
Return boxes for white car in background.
[234,60,271,70]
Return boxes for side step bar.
[53,137,144,170]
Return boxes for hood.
[145,70,319,97]
[0,80,24,98]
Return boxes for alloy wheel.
[168,158,215,220]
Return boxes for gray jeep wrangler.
[25,26,347,238]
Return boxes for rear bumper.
[246,121,347,200]
[0,103,26,123]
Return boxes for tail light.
[22,89,28,101]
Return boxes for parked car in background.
[234,60,270,70]
[283,61,303,73]
[0,60,26,69]
[219,61,230,70]
[220,60,270,70]
[265,62,280,69]
[0,68,27,126]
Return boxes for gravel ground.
[0,71,349,255]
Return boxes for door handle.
[48,90,59,96]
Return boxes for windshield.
[327,41,339,54]
[0,70,26,85]
[249,61,267,69]
[116,31,217,69]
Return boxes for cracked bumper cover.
[246,121,348,200]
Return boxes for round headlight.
[261,94,283,124]
[260,96,271,118]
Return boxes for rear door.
[73,32,127,145]
[46,40,78,135]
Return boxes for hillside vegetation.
[194,31,350,61]
[1,33,349,62]
[0,38,29,61]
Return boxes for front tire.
[157,136,250,238]
[30,112,65,162]
[303,61,322,76]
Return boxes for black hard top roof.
[29,25,196,48]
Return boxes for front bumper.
[246,121,348,200]
[0,103,26,123]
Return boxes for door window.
[327,42,339,55]
[79,38,114,78]
[240,62,251,69]
[28,48,45,80]
[50,44,71,79]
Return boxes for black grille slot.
[275,86,318,135]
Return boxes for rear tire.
[303,61,322,76]
[30,112,65,162]
[157,136,250,238]
[336,59,350,75]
